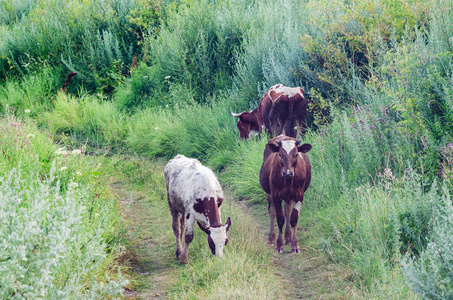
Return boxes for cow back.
[263,85,308,138]
[164,155,223,210]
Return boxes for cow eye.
[278,153,282,158]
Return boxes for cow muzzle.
[282,170,293,178]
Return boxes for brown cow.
[259,135,312,253]
[231,84,308,139]
[164,154,232,263]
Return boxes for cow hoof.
[178,257,188,264]
[291,249,301,253]
[275,248,284,253]
[268,242,275,246]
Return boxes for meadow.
[1,0,452,298]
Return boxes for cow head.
[197,217,231,257]
[230,110,260,139]
[267,137,312,179]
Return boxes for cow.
[230,84,308,139]
[164,154,232,263]
[259,135,312,253]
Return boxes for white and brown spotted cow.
[231,84,308,139]
[164,154,231,263]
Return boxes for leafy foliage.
[403,185,453,299]
[0,163,127,298]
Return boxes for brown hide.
[260,135,311,197]
[259,135,312,253]
[193,196,223,228]
[231,84,308,139]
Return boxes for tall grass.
[126,94,238,163]
[45,92,128,147]
[0,68,60,116]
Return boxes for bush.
[0,0,161,93]
[140,0,246,106]
[403,184,453,299]
[0,162,128,298]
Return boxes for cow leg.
[267,195,275,246]
[179,214,195,264]
[284,200,293,245]
[274,197,285,253]
[179,213,185,248]
[170,208,183,259]
[290,200,302,253]
[262,98,273,136]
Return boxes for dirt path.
[246,204,359,299]
[112,180,176,299]
[114,159,359,299]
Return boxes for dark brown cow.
[164,154,232,263]
[259,135,312,253]
[231,84,308,139]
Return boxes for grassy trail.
[114,157,359,299]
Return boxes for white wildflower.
[155,126,159,130]
[25,109,31,114]
[71,149,82,156]
[165,76,171,80]
[75,171,83,176]
[55,147,68,155]
[59,166,68,171]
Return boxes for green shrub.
[298,0,429,101]
[232,0,311,106]
[0,0,161,93]
[403,183,453,299]
[141,0,246,106]
[0,162,127,298]
[113,63,168,110]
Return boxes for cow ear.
[225,217,231,232]
[267,141,281,153]
[197,221,210,234]
[298,143,312,153]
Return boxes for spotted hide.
[164,154,231,263]
[231,84,308,139]
[259,135,312,253]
